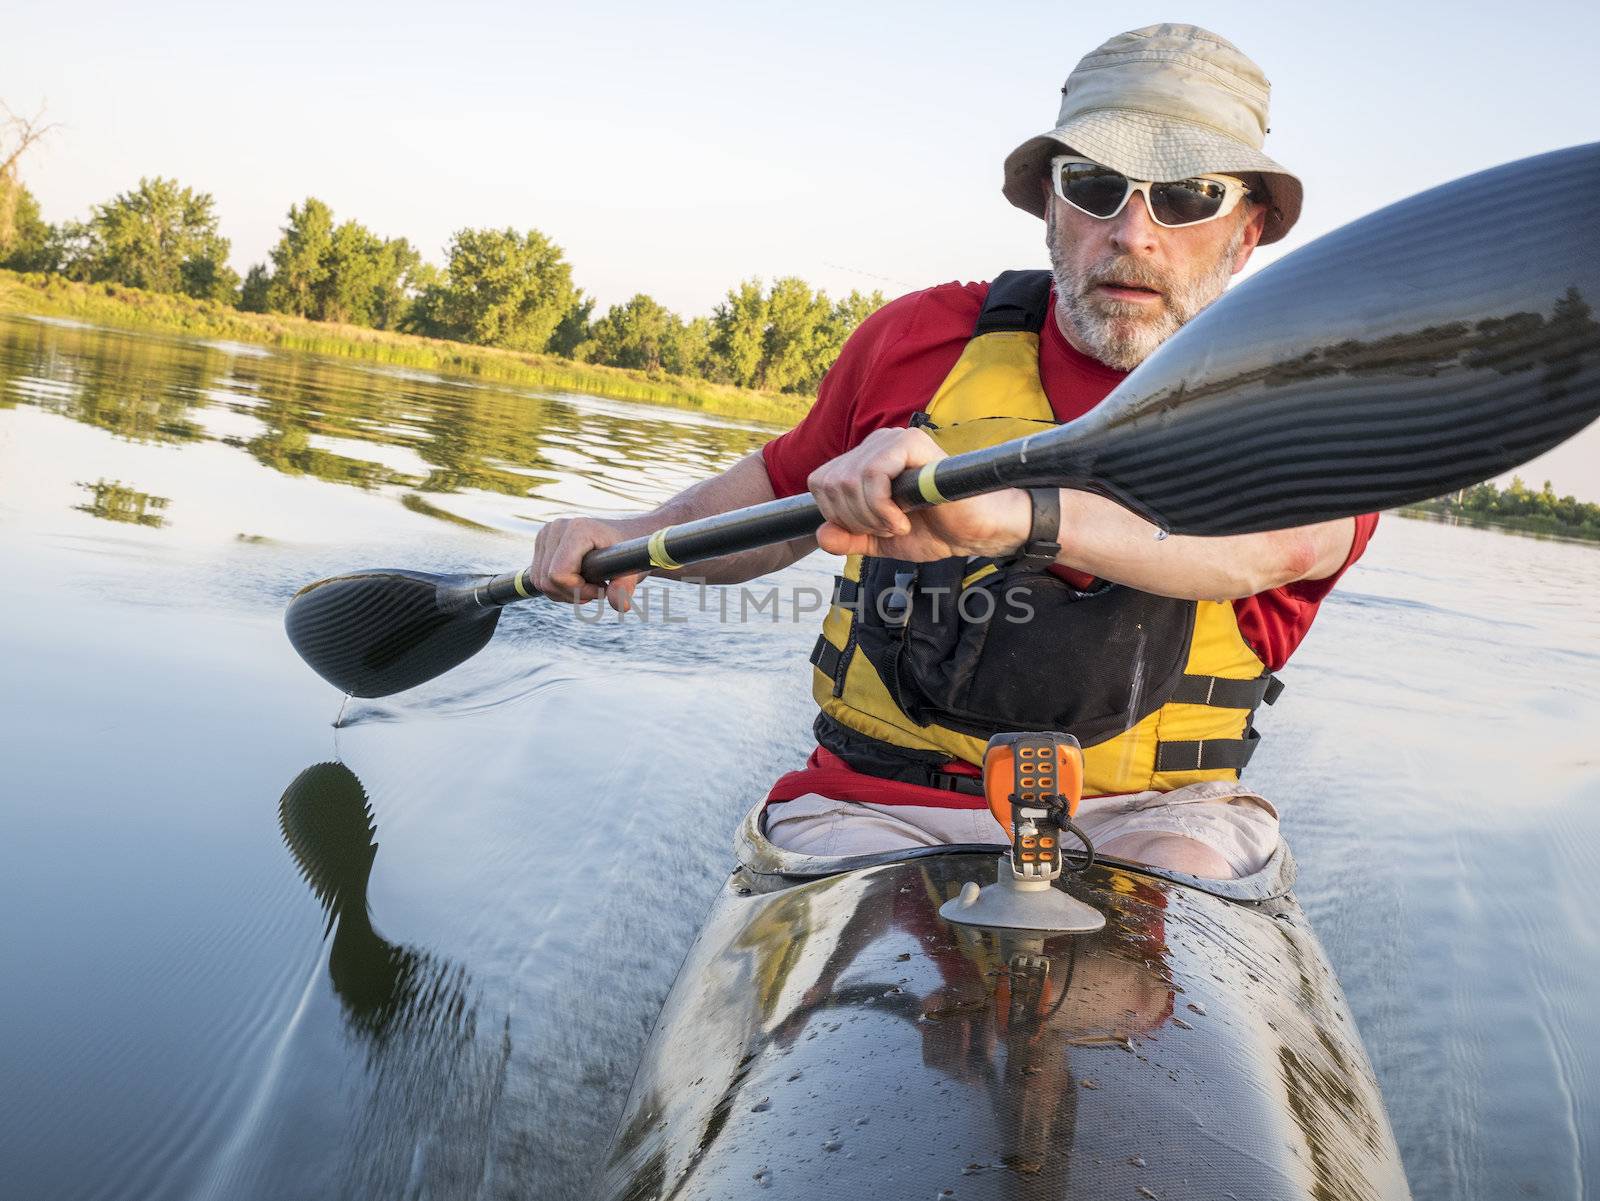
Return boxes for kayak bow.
[597,807,1410,1200]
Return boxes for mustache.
[1081,258,1174,295]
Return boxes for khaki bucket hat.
[1003,24,1303,244]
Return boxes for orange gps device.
[983,732,1084,836]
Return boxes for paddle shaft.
[467,441,1032,607]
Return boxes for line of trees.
[1,119,883,396]
[1413,477,1600,541]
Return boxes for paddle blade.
[1026,142,1600,535]
[284,569,500,697]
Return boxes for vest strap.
[831,576,860,607]
[815,714,987,796]
[1169,672,1283,710]
[973,269,1053,335]
[810,635,845,689]
[1154,728,1261,773]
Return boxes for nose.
[1108,185,1161,255]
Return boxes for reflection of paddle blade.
[284,569,500,697]
[277,761,471,1042]
[276,762,510,1195]
[278,762,378,925]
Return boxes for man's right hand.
[528,515,647,611]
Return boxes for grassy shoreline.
[1396,505,1600,545]
[0,269,810,427]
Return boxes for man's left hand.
[807,427,1032,561]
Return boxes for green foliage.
[588,293,680,371]
[266,198,334,317]
[0,182,53,270]
[367,238,425,331]
[29,221,96,280]
[313,219,385,324]
[705,277,885,392]
[84,177,234,302]
[258,200,425,329]
[1407,475,1600,542]
[546,294,595,359]
[407,227,576,352]
[181,255,241,305]
[709,278,769,388]
[238,263,272,313]
[665,316,712,378]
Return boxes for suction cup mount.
[939,857,1106,933]
[939,732,1105,934]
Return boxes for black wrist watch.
[1014,488,1061,570]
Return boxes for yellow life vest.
[808,271,1280,796]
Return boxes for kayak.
[597,804,1411,1200]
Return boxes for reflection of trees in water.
[74,478,170,526]
[4,318,770,521]
[1247,288,1599,392]
[3,325,214,443]
[277,762,510,1198]
[11,317,769,511]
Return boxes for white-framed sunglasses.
[1050,155,1254,229]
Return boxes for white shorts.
[764,780,1280,879]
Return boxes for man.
[531,24,1377,879]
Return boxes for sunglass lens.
[1149,178,1228,226]
[1059,164,1129,218]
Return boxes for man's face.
[1045,169,1266,371]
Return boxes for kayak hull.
[598,820,1409,1200]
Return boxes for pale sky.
[6,0,1598,498]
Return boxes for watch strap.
[1015,488,1061,570]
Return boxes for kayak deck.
[598,818,1409,1200]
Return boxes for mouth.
[1092,280,1165,304]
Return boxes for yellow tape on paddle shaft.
[647,528,683,571]
[514,569,533,598]
[916,463,948,505]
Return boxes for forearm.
[618,451,815,585]
[1054,489,1355,600]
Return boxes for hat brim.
[1003,109,1302,244]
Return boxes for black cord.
[1058,816,1096,875]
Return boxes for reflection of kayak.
[598,805,1411,1200]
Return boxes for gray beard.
[1048,216,1247,372]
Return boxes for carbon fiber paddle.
[287,142,1600,698]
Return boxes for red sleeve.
[1231,513,1380,671]
[761,282,986,498]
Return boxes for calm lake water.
[1,314,1596,1201]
